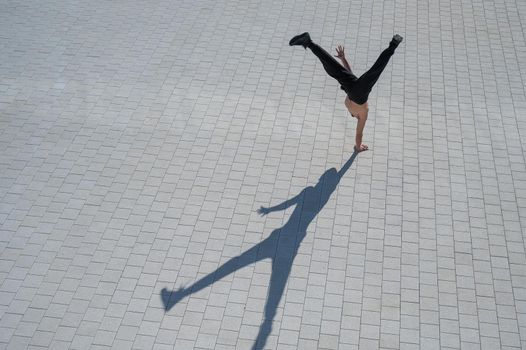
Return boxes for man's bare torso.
[344,96,368,119]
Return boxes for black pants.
[309,42,397,104]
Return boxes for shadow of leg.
[162,240,269,312]
[161,286,187,311]
[252,254,294,350]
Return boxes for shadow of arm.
[336,152,358,180]
[258,191,303,215]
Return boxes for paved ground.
[1,0,526,349]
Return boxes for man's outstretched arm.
[335,45,352,72]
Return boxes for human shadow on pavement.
[161,151,358,349]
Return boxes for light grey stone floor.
[1,0,526,349]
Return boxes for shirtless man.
[289,32,403,152]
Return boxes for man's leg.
[308,42,357,85]
[358,35,403,91]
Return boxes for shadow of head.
[319,167,337,182]
[316,167,340,192]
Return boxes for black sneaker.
[289,32,312,49]
[390,34,403,47]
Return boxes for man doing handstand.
[289,32,403,152]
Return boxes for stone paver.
[1,0,526,349]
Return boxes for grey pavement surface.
[1,0,526,349]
